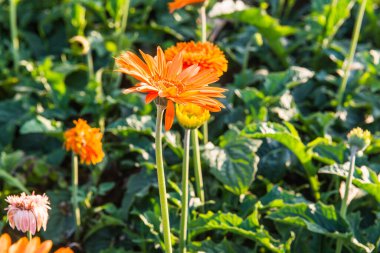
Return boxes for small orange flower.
[0,233,73,253]
[64,119,105,165]
[165,41,228,77]
[168,0,205,13]
[115,47,226,130]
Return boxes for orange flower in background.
[165,41,228,78]
[64,119,104,165]
[168,0,205,13]
[0,234,73,253]
[115,47,226,130]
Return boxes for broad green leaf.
[268,202,373,252]
[190,211,293,253]
[0,150,24,171]
[319,163,380,202]
[260,185,308,208]
[221,7,297,61]
[0,170,29,193]
[189,238,251,253]
[41,190,75,243]
[20,115,62,134]
[268,202,350,237]
[84,214,126,241]
[242,122,317,175]
[0,151,29,193]
[204,130,261,195]
[119,169,157,220]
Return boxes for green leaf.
[260,185,308,208]
[84,214,126,241]
[268,202,349,237]
[20,115,62,134]
[204,130,261,195]
[0,151,29,193]
[221,7,297,62]
[41,190,76,243]
[190,211,293,253]
[268,202,373,252]
[319,163,380,202]
[242,122,317,175]
[189,238,252,253]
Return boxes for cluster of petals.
[115,47,226,130]
[0,233,73,253]
[165,41,228,78]
[168,0,205,13]
[176,103,210,129]
[5,193,50,235]
[64,119,105,165]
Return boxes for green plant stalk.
[191,129,205,206]
[155,105,173,253]
[9,0,19,73]
[321,0,339,48]
[27,231,32,241]
[86,49,94,82]
[72,153,81,230]
[114,0,131,87]
[336,0,367,109]
[335,147,357,253]
[200,2,209,144]
[179,129,191,253]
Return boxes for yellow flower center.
[176,103,210,129]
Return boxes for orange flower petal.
[0,233,11,253]
[36,240,53,253]
[145,92,159,104]
[165,100,175,131]
[168,0,205,13]
[54,248,74,253]
[9,237,28,253]
[115,46,227,129]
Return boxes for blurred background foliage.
[1,0,380,252]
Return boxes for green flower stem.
[9,0,19,73]
[27,231,32,241]
[191,129,205,206]
[86,49,94,82]
[114,0,131,87]
[72,153,81,230]
[155,105,173,253]
[179,129,191,253]
[335,147,357,253]
[336,0,367,109]
[200,2,209,144]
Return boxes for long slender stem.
[86,49,94,82]
[200,2,209,144]
[155,105,173,253]
[191,129,205,207]
[72,153,81,230]
[9,0,19,73]
[114,0,131,87]
[336,0,367,109]
[179,129,191,253]
[335,147,357,253]
[27,231,32,241]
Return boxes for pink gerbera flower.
[5,192,51,235]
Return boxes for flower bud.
[69,35,90,55]
[347,127,371,152]
[176,103,210,129]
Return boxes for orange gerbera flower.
[64,119,105,165]
[0,234,73,253]
[165,41,228,77]
[168,0,205,13]
[115,47,226,130]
